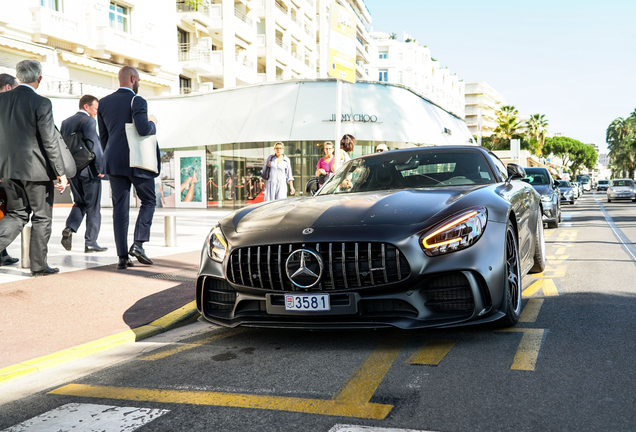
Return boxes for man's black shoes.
[31,266,60,276]
[61,227,73,251]
[117,257,134,269]
[129,244,153,265]
[85,245,108,253]
[0,250,18,266]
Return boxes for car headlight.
[420,207,487,257]
[208,224,228,262]
[540,195,552,202]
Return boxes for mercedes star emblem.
[302,228,314,235]
[285,248,323,288]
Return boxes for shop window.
[109,2,129,33]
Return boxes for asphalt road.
[2,190,636,432]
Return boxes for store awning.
[149,80,474,148]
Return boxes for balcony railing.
[275,38,288,51]
[235,55,253,68]
[290,14,300,26]
[178,43,222,64]
[234,8,252,26]
[275,1,287,15]
[291,51,302,61]
[176,0,211,17]
[305,58,314,69]
[276,73,283,81]
[304,24,312,36]
[306,0,313,6]
[257,34,265,47]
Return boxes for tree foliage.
[544,136,597,176]
[606,111,636,178]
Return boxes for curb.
[0,301,199,386]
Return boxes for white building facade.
[366,31,465,117]
[464,81,506,138]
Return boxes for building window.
[179,76,191,94]
[398,53,403,62]
[379,51,388,60]
[41,0,61,11]
[379,69,388,82]
[398,71,402,84]
[109,2,129,33]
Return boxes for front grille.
[423,273,474,312]
[227,242,411,292]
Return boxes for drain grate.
[147,268,198,282]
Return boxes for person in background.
[0,73,19,266]
[315,141,335,186]
[97,65,159,270]
[60,94,108,254]
[0,60,68,275]
[262,142,295,201]
[339,134,355,165]
[376,143,388,153]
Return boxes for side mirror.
[506,163,526,183]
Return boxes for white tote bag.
[126,96,158,173]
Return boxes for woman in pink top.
[315,142,335,185]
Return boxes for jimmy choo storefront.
[51,79,473,209]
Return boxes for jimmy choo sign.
[324,114,379,123]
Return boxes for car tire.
[530,216,547,273]
[548,217,559,229]
[497,221,522,327]
[570,199,575,205]
[607,198,611,203]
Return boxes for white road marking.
[560,212,581,221]
[329,425,439,432]
[2,403,169,432]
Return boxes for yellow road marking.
[405,339,457,366]
[48,384,393,420]
[523,279,559,297]
[519,299,544,322]
[545,255,570,265]
[555,248,566,255]
[138,328,248,361]
[534,265,566,278]
[497,328,545,371]
[332,332,409,404]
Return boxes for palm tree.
[493,105,521,144]
[526,114,549,150]
[607,116,636,178]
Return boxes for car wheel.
[497,221,522,327]
[548,216,559,229]
[607,198,611,203]
[530,215,546,273]
[558,207,562,223]
[570,199,575,205]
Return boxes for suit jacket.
[61,111,104,179]
[0,85,65,181]
[97,88,159,179]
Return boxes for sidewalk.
[0,206,231,383]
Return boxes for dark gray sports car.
[196,146,546,329]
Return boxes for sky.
[363,0,636,154]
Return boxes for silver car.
[607,179,636,202]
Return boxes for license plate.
[285,294,330,311]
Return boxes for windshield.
[611,180,634,187]
[522,169,550,185]
[557,181,571,188]
[598,180,609,185]
[318,150,495,195]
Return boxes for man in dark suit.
[60,94,108,254]
[0,60,68,275]
[0,73,20,266]
[97,66,159,269]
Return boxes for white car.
[607,179,636,202]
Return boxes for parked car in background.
[597,179,610,191]
[556,180,576,205]
[607,179,636,202]
[571,182,581,199]
[576,174,591,192]
[522,167,561,229]
[197,146,546,329]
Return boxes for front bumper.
[196,222,510,329]
[607,191,635,200]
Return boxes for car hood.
[229,188,483,233]
[531,185,554,196]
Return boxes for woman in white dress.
[262,142,295,201]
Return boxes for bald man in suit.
[97,66,159,269]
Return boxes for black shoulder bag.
[63,116,96,172]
